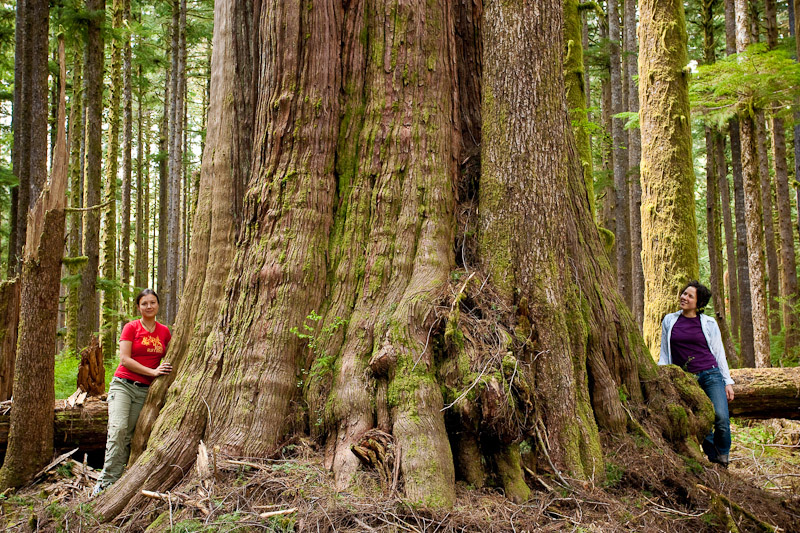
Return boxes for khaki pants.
[98,377,149,488]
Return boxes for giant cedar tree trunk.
[96,0,712,519]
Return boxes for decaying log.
[730,367,800,420]
[76,335,104,396]
[0,398,108,456]
[0,279,19,402]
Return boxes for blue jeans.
[696,367,731,460]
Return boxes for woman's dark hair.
[681,280,711,312]
[135,288,160,306]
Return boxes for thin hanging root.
[697,484,781,532]
[535,420,573,492]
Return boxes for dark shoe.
[709,454,729,468]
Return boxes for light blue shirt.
[658,311,734,386]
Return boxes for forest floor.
[0,418,798,532]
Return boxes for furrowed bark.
[0,34,66,491]
[608,0,631,309]
[121,0,133,296]
[0,279,19,401]
[755,111,780,335]
[717,136,740,345]
[735,0,771,368]
[77,0,104,350]
[639,0,699,356]
[625,0,644,328]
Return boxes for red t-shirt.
[114,320,171,385]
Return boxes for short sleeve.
[120,321,137,342]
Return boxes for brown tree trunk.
[609,0,631,308]
[134,58,147,292]
[639,0,698,355]
[0,34,66,491]
[94,0,715,520]
[756,112,780,335]
[729,367,800,420]
[735,0,771,368]
[12,0,30,273]
[625,0,643,328]
[0,279,19,402]
[765,0,800,358]
[77,0,105,350]
[120,0,132,297]
[157,64,169,304]
[598,16,616,245]
[717,137,741,345]
[164,0,186,324]
[0,400,110,457]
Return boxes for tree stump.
[77,335,105,397]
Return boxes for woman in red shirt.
[94,289,172,494]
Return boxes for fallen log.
[730,367,800,420]
[0,398,107,456]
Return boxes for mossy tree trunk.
[95,0,714,520]
[564,0,594,218]
[100,0,123,359]
[0,35,67,491]
[735,0,771,368]
[639,0,699,356]
[120,0,133,299]
[608,0,631,309]
[65,41,84,356]
[625,0,644,329]
[77,0,104,350]
[764,0,800,358]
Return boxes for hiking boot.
[709,454,729,468]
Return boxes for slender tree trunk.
[735,0,771,368]
[134,63,147,292]
[772,118,800,356]
[755,112,780,334]
[726,0,755,365]
[157,68,169,300]
[609,0,631,307]
[717,136,741,352]
[121,0,133,299]
[639,0,699,355]
[794,1,800,248]
[164,0,186,324]
[564,0,594,218]
[625,0,643,328]
[100,0,123,361]
[598,16,615,247]
[65,43,85,355]
[5,189,17,278]
[770,0,800,358]
[12,0,30,272]
[77,0,105,350]
[0,33,66,491]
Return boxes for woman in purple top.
[658,281,735,468]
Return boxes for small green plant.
[603,462,624,488]
[56,462,74,478]
[291,311,347,384]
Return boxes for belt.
[117,377,150,388]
